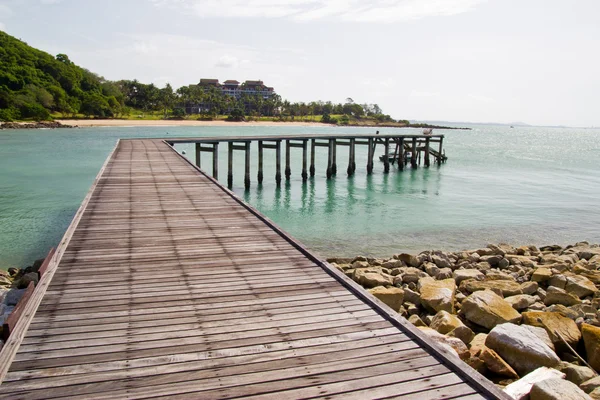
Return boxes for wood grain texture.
[0,138,502,399]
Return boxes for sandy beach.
[56,119,326,128]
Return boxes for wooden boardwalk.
[0,139,506,399]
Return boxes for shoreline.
[1,119,469,130]
[331,241,600,395]
[55,119,326,128]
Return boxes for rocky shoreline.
[0,121,74,129]
[0,258,43,350]
[329,241,600,399]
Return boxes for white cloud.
[132,41,158,54]
[150,0,486,22]
[215,55,250,68]
[0,22,5,31]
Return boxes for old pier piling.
[168,133,447,189]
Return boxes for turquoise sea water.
[1,124,599,269]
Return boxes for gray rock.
[461,290,521,329]
[580,376,600,393]
[403,287,421,305]
[530,378,591,400]
[558,363,596,385]
[436,268,453,280]
[565,275,598,298]
[4,289,26,306]
[486,323,560,376]
[505,294,538,310]
[545,286,582,306]
[453,269,485,285]
[431,254,452,269]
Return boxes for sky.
[1,0,599,126]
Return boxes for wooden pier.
[167,133,447,189]
[0,138,506,399]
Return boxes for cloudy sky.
[1,0,599,126]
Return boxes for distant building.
[184,79,277,114]
[198,78,275,100]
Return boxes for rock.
[400,267,428,284]
[469,333,488,356]
[486,270,514,280]
[355,270,393,288]
[447,325,476,345]
[418,278,456,313]
[558,363,596,385]
[546,304,581,320]
[481,347,519,378]
[4,289,26,306]
[530,378,592,400]
[461,290,522,329]
[505,294,538,310]
[430,310,464,334]
[453,269,485,285]
[504,367,566,400]
[15,272,38,289]
[351,260,369,269]
[423,262,440,277]
[582,324,600,371]
[521,325,556,351]
[521,281,539,295]
[368,286,404,312]
[431,254,453,270]
[565,275,598,298]
[395,253,421,268]
[486,323,560,376]
[532,268,553,282]
[522,311,581,352]
[435,267,453,279]
[590,388,600,400]
[403,288,421,305]
[408,314,426,327]
[581,376,600,394]
[381,259,404,269]
[460,279,523,297]
[481,255,503,267]
[417,327,469,360]
[499,257,511,269]
[507,255,538,268]
[545,286,582,307]
[549,275,568,289]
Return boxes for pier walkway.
[0,138,505,399]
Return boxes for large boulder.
[532,268,553,283]
[418,278,456,313]
[558,363,596,386]
[460,279,523,297]
[582,324,600,372]
[522,311,582,352]
[581,376,600,394]
[544,286,582,307]
[529,378,592,400]
[565,275,598,298]
[504,367,566,400]
[486,323,560,376]
[395,253,421,268]
[461,290,522,329]
[354,270,393,288]
[368,286,404,312]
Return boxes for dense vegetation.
[0,30,397,125]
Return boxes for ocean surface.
[1,124,599,269]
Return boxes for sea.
[1,124,599,269]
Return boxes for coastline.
[56,119,327,128]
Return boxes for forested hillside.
[0,30,397,124]
[0,31,124,121]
